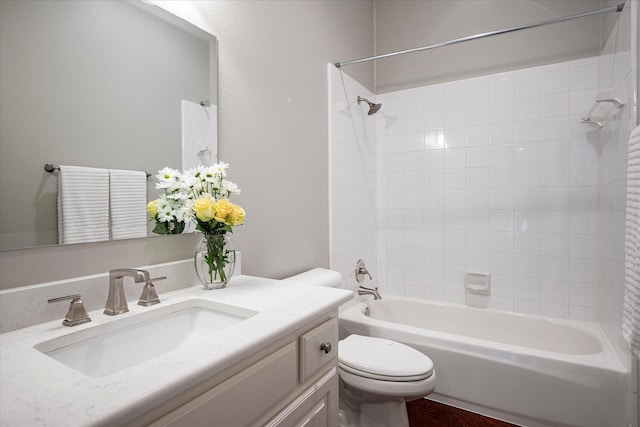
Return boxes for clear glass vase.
[194,232,236,290]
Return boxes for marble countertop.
[0,275,352,427]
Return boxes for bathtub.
[339,297,628,427]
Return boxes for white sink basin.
[34,299,258,378]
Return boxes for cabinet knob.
[320,342,332,354]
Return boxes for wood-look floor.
[407,399,519,427]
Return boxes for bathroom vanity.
[0,275,352,426]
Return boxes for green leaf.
[152,222,168,235]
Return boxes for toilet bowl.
[338,334,436,427]
[281,269,436,427]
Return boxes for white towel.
[623,125,640,357]
[57,165,110,244]
[181,100,217,170]
[109,169,148,240]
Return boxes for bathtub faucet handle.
[355,259,373,282]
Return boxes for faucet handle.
[138,277,166,307]
[48,294,91,327]
[355,259,373,282]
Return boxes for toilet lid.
[338,335,433,380]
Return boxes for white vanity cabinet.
[132,313,340,427]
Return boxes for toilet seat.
[338,335,433,382]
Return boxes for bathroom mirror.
[0,0,217,250]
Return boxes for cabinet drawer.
[153,342,297,427]
[299,318,338,383]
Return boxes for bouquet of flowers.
[147,163,245,285]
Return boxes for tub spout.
[358,285,381,300]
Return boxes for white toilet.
[282,268,437,427]
[338,334,436,427]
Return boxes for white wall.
[374,0,617,92]
[154,1,375,280]
[0,0,375,289]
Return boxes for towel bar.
[44,163,151,178]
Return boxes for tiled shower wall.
[599,0,637,365]
[375,57,605,320]
[329,3,636,326]
[328,65,377,288]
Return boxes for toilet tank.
[281,268,343,288]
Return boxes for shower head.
[357,96,382,115]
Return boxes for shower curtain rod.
[335,2,625,68]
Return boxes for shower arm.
[335,3,625,68]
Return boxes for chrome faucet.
[104,268,162,315]
[358,285,381,300]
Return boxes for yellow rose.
[213,199,232,222]
[146,199,158,217]
[228,204,245,226]
[193,197,215,221]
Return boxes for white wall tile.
[542,279,569,304]
[541,302,568,318]
[541,64,569,94]
[490,144,514,166]
[541,116,571,140]
[490,99,515,123]
[490,122,515,145]
[445,105,466,128]
[514,68,541,98]
[570,63,598,91]
[444,147,466,168]
[490,72,514,101]
[405,89,425,113]
[445,81,467,107]
[466,209,490,230]
[540,140,568,163]
[467,76,491,104]
[466,147,491,168]
[424,84,445,109]
[541,92,569,117]
[466,167,490,187]
[515,232,540,255]
[514,96,541,121]
[445,127,467,148]
[467,103,491,126]
[466,124,490,147]
[491,231,514,253]
[490,166,514,188]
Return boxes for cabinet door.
[264,368,339,427]
[152,342,297,427]
[299,318,338,383]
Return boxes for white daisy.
[222,179,241,195]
